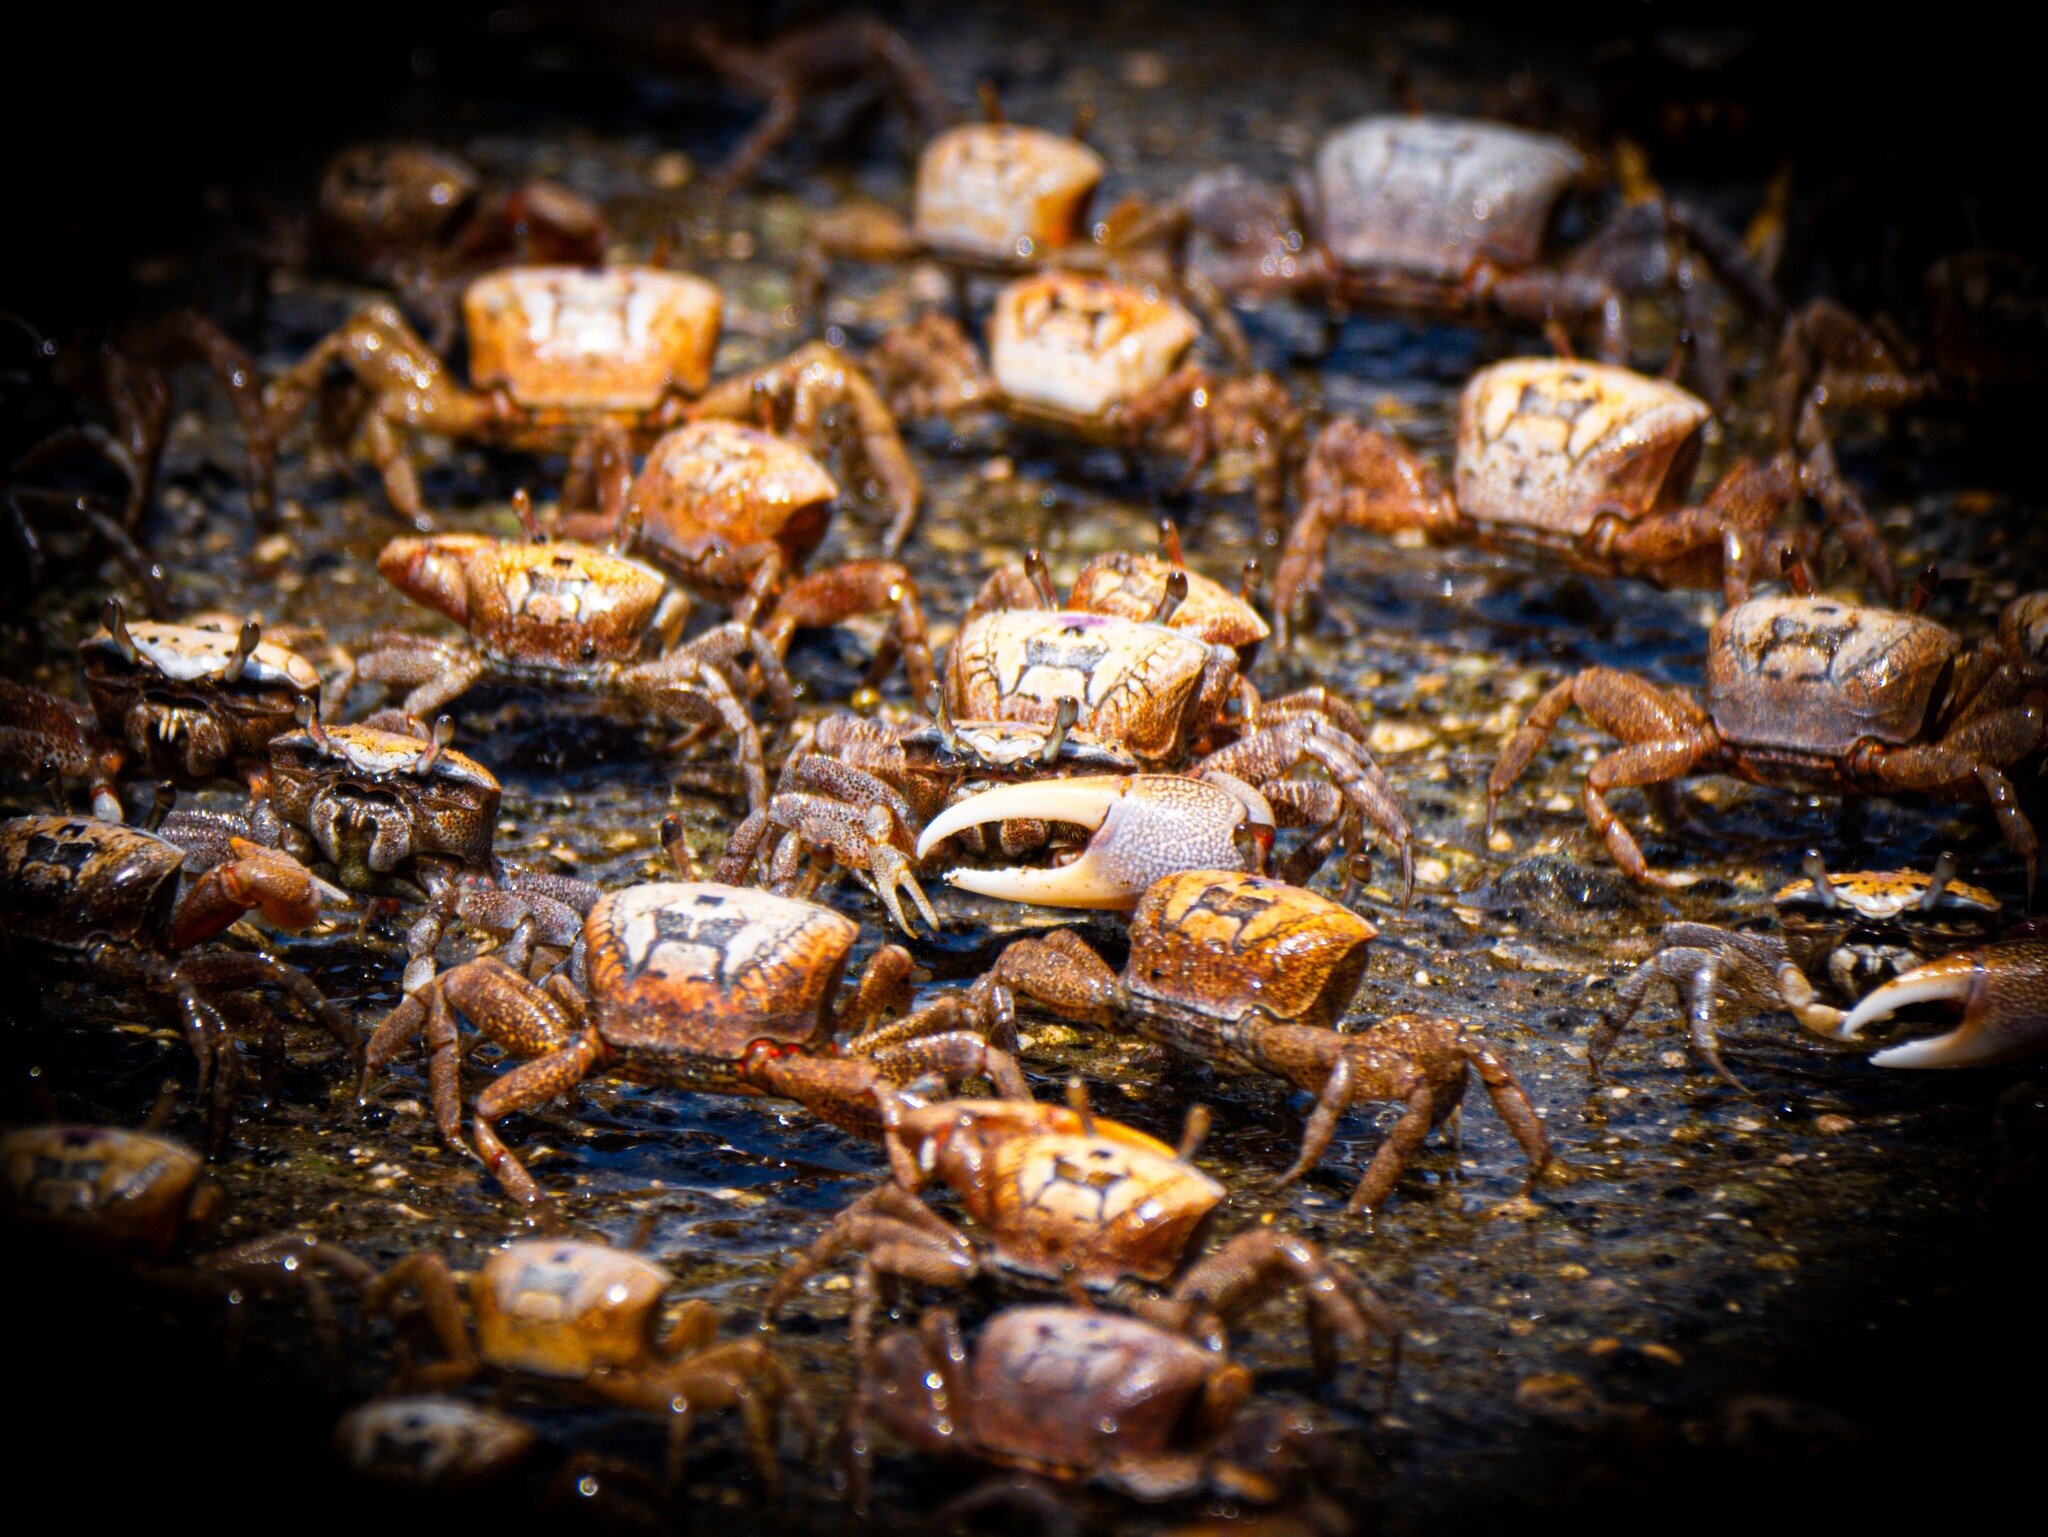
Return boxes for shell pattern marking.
[1455,361,1709,537]
[89,622,321,692]
[469,544,666,664]
[1127,872,1379,1027]
[634,421,838,546]
[1314,115,1585,282]
[478,1240,669,1379]
[914,125,1105,261]
[989,275,1199,419]
[951,612,1211,757]
[974,1308,1211,1466]
[1,816,181,939]
[586,882,856,1046]
[1707,597,1960,754]
[464,267,722,409]
[1774,869,2001,919]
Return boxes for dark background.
[2,5,2040,1535]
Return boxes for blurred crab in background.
[1271,356,1898,647]
[267,263,920,539]
[868,272,1300,519]
[1169,113,1781,402]
[367,1234,813,1489]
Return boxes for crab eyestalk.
[1238,557,1263,605]
[917,773,1275,909]
[1919,851,1959,912]
[416,714,455,777]
[513,488,547,543]
[1837,939,2048,1068]
[103,597,141,665]
[659,811,701,879]
[1158,516,1185,568]
[1023,548,1057,608]
[1148,569,1190,627]
[294,694,333,754]
[1907,563,1940,616]
[1800,848,1839,908]
[219,619,262,684]
[1038,695,1080,765]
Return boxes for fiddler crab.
[848,1303,1321,1509]
[549,419,935,698]
[367,1235,812,1489]
[984,870,1551,1214]
[1270,358,1899,647]
[767,1087,1400,1374]
[266,260,920,540]
[868,271,1300,519]
[0,814,354,1136]
[0,602,332,817]
[2,1122,372,1367]
[357,512,794,813]
[721,532,1411,929]
[1487,582,2048,891]
[1599,853,2006,1085]
[160,706,598,995]
[363,826,1029,1202]
[1173,114,1778,398]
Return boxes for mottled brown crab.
[1270,358,1897,646]
[367,1237,812,1488]
[43,602,328,804]
[1486,589,2048,891]
[550,419,934,694]
[0,815,353,1134]
[1598,856,2006,1086]
[766,1090,1399,1375]
[986,870,1551,1214]
[2,1123,372,1364]
[361,874,1028,1202]
[162,711,597,995]
[867,273,1300,517]
[1175,114,1778,394]
[267,264,919,536]
[357,527,791,812]
[848,1304,1317,1508]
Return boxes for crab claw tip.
[915,776,1125,860]
[1843,942,2048,1069]
[942,861,1135,909]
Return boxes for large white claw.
[920,774,1272,911]
[1839,941,2048,1069]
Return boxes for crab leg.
[1837,940,2048,1068]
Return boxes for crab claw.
[1836,939,2048,1068]
[917,773,1274,910]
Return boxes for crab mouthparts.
[916,774,1274,910]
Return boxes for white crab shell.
[989,274,1198,420]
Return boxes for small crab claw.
[1838,939,2048,1068]
[917,773,1274,910]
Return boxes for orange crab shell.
[472,1239,671,1379]
[910,1100,1224,1287]
[1067,551,1270,652]
[463,266,723,412]
[1454,360,1711,540]
[0,1125,202,1258]
[1314,115,1586,283]
[913,124,1106,263]
[1125,871,1379,1030]
[582,881,859,1060]
[945,610,1216,764]
[627,421,839,582]
[377,535,669,665]
[1706,596,1962,757]
[989,273,1199,421]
